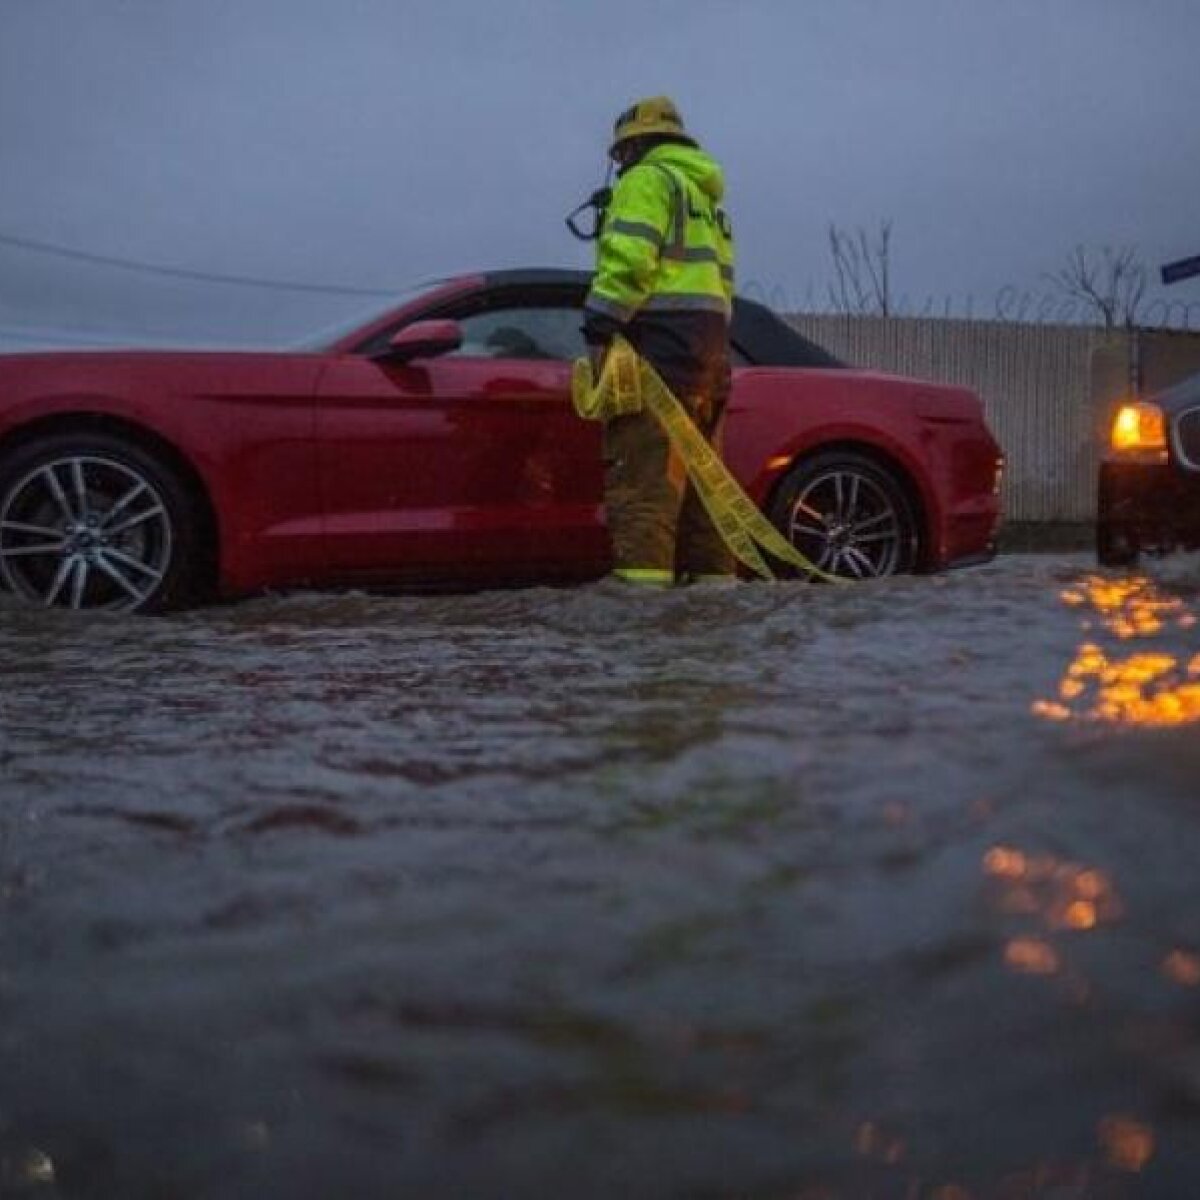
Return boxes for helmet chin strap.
[565,161,615,241]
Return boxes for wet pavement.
[0,554,1198,1199]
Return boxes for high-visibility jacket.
[584,143,734,331]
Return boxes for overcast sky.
[1,0,1198,347]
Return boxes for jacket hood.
[642,143,725,202]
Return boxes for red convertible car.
[0,269,1003,612]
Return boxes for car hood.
[0,348,311,368]
[0,348,325,384]
[0,349,329,420]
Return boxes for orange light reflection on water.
[845,1108,1161,1195]
[1162,948,1200,987]
[1004,937,1060,975]
[983,846,1123,985]
[1098,1115,1155,1172]
[1059,576,1192,639]
[983,846,1121,927]
[1035,575,1200,726]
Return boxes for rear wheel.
[767,451,919,579]
[1096,521,1140,567]
[0,432,205,613]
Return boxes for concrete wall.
[786,314,1200,524]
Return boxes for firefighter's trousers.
[602,313,734,583]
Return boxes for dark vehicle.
[1097,370,1200,565]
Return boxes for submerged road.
[0,554,1198,1198]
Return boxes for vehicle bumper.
[931,452,1003,571]
[941,500,1001,569]
[1097,459,1200,563]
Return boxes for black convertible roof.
[483,268,590,290]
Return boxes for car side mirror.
[384,319,463,363]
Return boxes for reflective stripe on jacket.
[584,143,734,329]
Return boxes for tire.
[0,431,206,613]
[767,451,919,580]
[1096,521,1140,568]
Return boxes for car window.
[449,306,586,362]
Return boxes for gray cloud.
[1,0,1198,345]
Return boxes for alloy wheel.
[786,466,906,579]
[0,455,174,611]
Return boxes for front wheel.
[767,451,919,579]
[0,433,205,613]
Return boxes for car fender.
[0,387,225,515]
[725,369,944,547]
[0,355,325,595]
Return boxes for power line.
[0,324,112,344]
[0,324,174,347]
[0,320,248,347]
[0,230,399,296]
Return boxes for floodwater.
[0,554,1198,1200]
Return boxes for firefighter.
[581,96,736,586]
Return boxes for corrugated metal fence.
[784,314,1105,522]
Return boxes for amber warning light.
[1110,402,1166,457]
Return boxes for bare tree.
[827,220,893,316]
[1045,244,1147,330]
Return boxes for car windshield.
[286,281,435,351]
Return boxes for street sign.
[1161,254,1200,286]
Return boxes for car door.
[315,301,608,586]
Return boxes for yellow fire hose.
[571,336,841,583]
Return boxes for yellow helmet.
[609,95,695,156]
